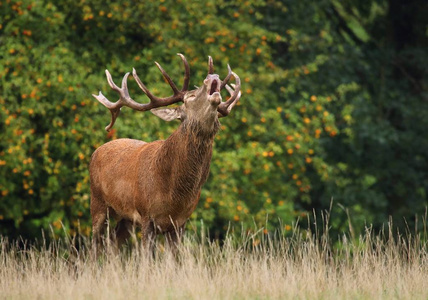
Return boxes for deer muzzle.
[204,74,222,106]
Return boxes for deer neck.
[155,119,220,199]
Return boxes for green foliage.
[0,0,426,239]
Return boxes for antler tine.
[220,64,232,89]
[217,70,241,117]
[132,68,185,105]
[218,83,242,118]
[208,56,214,74]
[105,69,121,95]
[177,53,190,92]
[131,68,157,103]
[133,54,190,103]
[154,61,180,95]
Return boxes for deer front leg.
[165,223,185,255]
[139,220,156,254]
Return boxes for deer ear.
[150,107,184,121]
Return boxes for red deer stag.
[90,54,241,250]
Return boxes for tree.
[1,0,426,239]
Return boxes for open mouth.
[209,80,219,95]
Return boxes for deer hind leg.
[91,212,107,256]
[114,219,133,250]
[90,194,108,254]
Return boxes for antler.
[217,71,241,117]
[93,53,190,131]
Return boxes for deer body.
[90,123,217,234]
[90,54,240,249]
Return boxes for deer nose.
[204,75,221,96]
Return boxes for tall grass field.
[1,216,427,299]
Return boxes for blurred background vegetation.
[0,0,426,240]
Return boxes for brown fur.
[90,118,220,249]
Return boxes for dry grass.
[1,220,427,300]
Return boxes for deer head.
[92,54,241,132]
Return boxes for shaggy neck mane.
[155,119,220,201]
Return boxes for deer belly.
[102,179,143,220]
[149,200,195,232]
